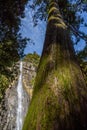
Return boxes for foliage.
[0,0,28,101]
[77,46,87,84]
[23,52,40,67]
[77,45,87,60]
[0,0,28,34]
[30,0,87,47]
[0,61,19,102]
[80,61,87,84]
[0,74,9,101]
[0,0,28,71]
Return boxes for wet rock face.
[0,61,37,130]
[5,83,18,130]
[22,62,37,100]
[0,98,7,130]
[0,81,18,130]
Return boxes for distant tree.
[23,52,40,67]
[77,46,87,84]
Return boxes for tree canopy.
[30,0,87,49]
[0,0,28,70]
[0,0,28,101]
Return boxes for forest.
[0,0,87,130]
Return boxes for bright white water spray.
[16,61,23,130]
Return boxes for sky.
[20,2,46,55]
[74,11,87,52]
[20,2,87,55]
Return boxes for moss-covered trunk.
[23,0,87,130]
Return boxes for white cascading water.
[16,61,23,130]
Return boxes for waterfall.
[16,61,23,130]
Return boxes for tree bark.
[23,0,87,130]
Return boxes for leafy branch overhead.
[30,0,87,44]
[0,0,29,69]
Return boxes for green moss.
[33,55,49,94]
[30,76,36,86]
[55,23,66,29]
[22,42,85,129]
[23,84,61,130]
[22,39,87,129]
[49,2,57,8]
[80,61,87,84]
[0,74,9,101]
[48,16,60,22]
[48,7,58,14]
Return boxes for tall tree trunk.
[23,0,87,130]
